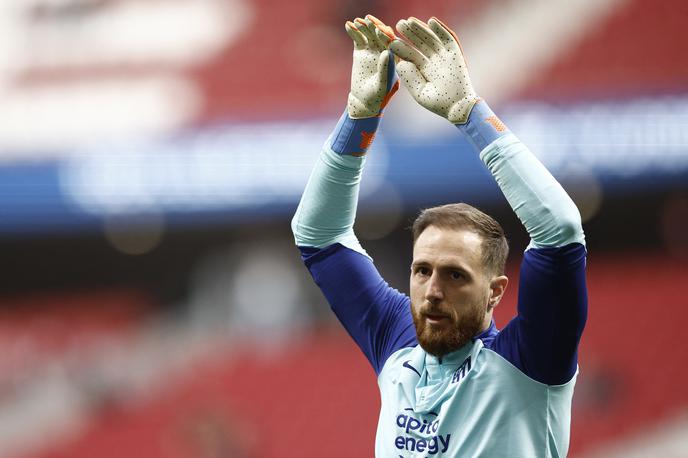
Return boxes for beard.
[411,301,485,357]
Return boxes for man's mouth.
[423,312,451,324]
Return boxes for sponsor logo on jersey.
[394,412,450,455]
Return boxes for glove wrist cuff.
[329,109,382,156]
[456,100,510,152]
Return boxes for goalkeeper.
[292,14,587,457]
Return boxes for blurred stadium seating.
[0,0,686,456]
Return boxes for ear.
[487,275,508,311]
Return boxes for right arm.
[291,15,416,375]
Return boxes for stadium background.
[0,0,686,456]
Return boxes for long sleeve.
[290,127,369,257]
[479,134,585,250]
[459,101,588,385]
[291,116,417,375]
[460,100,585,249]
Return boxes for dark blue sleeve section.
[299,244,417,375]
[491,243,588,385]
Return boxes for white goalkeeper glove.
[330,15,398,156]
[346,15,399,119]
[390,16,479,124]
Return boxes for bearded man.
[291,14,587,458]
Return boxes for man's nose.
[425,273,444,303]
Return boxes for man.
[291,14,587,457]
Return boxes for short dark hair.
[412,203,509,276]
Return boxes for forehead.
[413,225,483,268]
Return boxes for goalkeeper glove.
[391,17,509,150]
[330,15,399,156]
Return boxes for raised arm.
[291,16,416,375]
[391,17,587,384]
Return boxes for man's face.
[410,225,498,357]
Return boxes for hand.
[346,15,399,119]
[390,17,479,124]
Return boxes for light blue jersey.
[299,242,586,457]
[293,101,588,457]
[377,331,576,457]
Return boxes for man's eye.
[450,271,464,280]
[417,267,430,276]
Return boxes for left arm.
[391,17,587,384]
[477,128,587,385]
